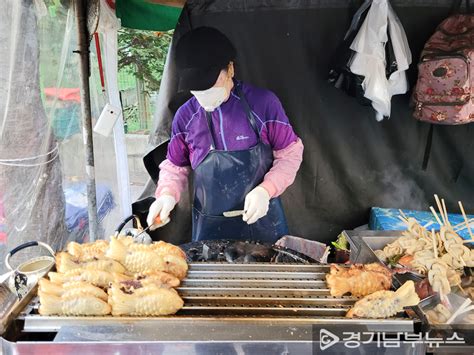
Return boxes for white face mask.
[191,86,227,112]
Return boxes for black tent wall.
[141,0,474,245]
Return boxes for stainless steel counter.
[1,233,430,354]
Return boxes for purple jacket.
[167,81,299,169]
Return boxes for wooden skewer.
[438,229,448,250]
[434,195,447,225]
[455,224,474,233]
[454,220,474,232]
[423,221,434,229]
[399,209,408,220]
[398,216,408,224]
[431,229,438,259]
[454,218,474,229]
[441,198,450,226]
[458,201,474,241]
[457,283,467,296]
[430,206,444,227]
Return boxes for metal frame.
[75,0,98,241]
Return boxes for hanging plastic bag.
[328,0,372,106]
[349,0,412,121]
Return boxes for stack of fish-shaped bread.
[38,236,187,316]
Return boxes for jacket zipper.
[217,107,228,151]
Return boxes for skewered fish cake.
[55,252,126,274]
[67,240,109,261]
[48,269,130,288]
[108,281,183,316]
[326,263,392,297]
[39,293,111,316]
[383,241,403,259]
[346,281,420,318]
[38,278,108,301]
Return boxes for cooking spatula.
[223,210,245,218]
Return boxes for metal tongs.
[114,215,166,244]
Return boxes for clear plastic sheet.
[0,0,121,272]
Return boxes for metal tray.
[344,230,474,334]
[344,231,424,288]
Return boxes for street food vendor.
[147,27,303,242]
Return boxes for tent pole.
[74,0,98,241]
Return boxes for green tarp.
[116,0,182,31]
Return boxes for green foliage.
[387,254,403,268]
[331,233,349,252]
[118,29,172,94]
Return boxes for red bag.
[413,13,474,124]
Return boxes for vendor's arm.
[155,160,190,202]
[155,116,191,202]
[258,93,304,198]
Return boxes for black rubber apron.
[191,84,289,242]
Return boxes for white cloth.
[97,0,121,33]
[146,195,176,231]
[349,0,412,121]
[243,186,271,225]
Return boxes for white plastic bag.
[349,0,412,121]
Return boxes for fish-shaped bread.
[136,271,181,288]
[152,240,187,259]
[106,237,188,279]
[346,280,420,318]
[108,281,184,316]
[55,252,126,274]
[326,263,392,297]
[67,240,109,261]
[48,269,130,288]
[38,293,111,316]
[117,236,186,259]
[38,278,108,301]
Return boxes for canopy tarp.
[115,0,184,31]
[140,0,474,245]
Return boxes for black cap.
[175,27,236,91]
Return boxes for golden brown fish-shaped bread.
[106,237,188,279]
[38,278,108,301]
[38,293,111,316]
[56,252,126,274]
[108,281,184,316]
[346,280,420,318]
[48,269,130,288]
[67,240,109,261]
[117,236,186,259]
[326,263,392,297]
[136,271,181,288]
[152,241,186,259]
